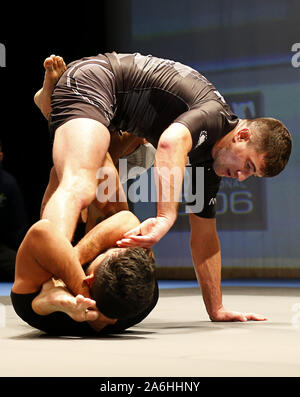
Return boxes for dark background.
[0,1,131,224]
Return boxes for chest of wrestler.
[110,88,188,147]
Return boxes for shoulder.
[12,221,52,294]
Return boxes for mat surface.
[1,286,300,378]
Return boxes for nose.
[236,170,249,182]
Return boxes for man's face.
[212,130,265,181]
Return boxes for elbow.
[118,210,140,229]
[158,123,192,154]
[28,219,51,240]
[111,210,140,232]
[24,219,52,250]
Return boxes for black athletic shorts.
[48,54,116,137]
[10,282,159,337]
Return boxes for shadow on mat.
[137,320,218,333]
[137,319,278,333]
[9,329,156,340]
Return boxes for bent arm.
[75,210,141,265]
[118,123,192,248]
[155,123,192,224]
[13,220,89,297]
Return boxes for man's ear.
[84,273,95,289]
[0,152,3,162]
[234,128,251,142]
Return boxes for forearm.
[75,210,140,265]
[189,215,223,319]
[191,243,223,319]
[155,123,192,224]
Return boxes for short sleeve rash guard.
[105,52,239,218]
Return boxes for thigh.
[52,117,111,185]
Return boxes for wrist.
[157,212,177,227]
[208,305,224,321]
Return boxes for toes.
[56,56,67,72]
[49,54,57,67]
[57,56,63,67]
[75,295,97,310]
[43,57,54,72]
[52,57,58,69]
[43,54,66,77]
[83,297,97,310]
[75,294,85,304]
[86,310,99,322]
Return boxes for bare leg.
[40,149,128,236]
[42,118,111,241]
[34,54,66,119]
[85,153,129,233]
[32,278,98,322]
[40,166,58,217]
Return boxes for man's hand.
[88,311,117,332]
[210,306,267,322]
[116,216,173,248]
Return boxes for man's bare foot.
[34,54,67,119]
[32,278,99,322]
[43,55,67,87]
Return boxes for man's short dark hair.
[247,117,292,177]
[90,247,157,320]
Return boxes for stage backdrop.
[126,0,300,278]
[0,0,299,279]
